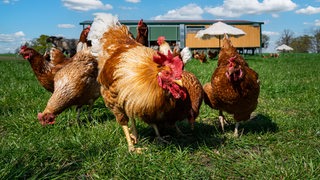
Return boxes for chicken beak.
[173,79,183,87]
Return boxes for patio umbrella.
[276,44,293,52]
[195,21,246,47]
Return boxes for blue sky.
[1,0,320,53]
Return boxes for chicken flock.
[20,13,260,152]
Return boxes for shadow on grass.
[134,113,277,152]
[135,119,226,151]
[241,114,278,134]
[73,98,277,152]
[218,114,278,135]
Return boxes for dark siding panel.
[149,27,179,41]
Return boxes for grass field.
[0,53,319,179]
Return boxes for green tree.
[27,34,50,54]
[290,35,312,53]
[311,28,320,53]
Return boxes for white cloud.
[263,20,270,25]
[0,31,26,53]
[14,31,25,37]
[295,6,320,15]
[2,0,19,4]
[302,19,320,27]
[152,3,203,20]
[119,6,137,10]
[0,31,25,42]
[262,31,280,36]
[125,0,140,3]
[57,24,76,28]
[204,0,297,18]
[62,0,112,11]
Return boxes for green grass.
[0,53,319,179]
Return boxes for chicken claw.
[155,136,170,144]
[233,122,244,138]
[151,124,170,144]
[219,110,229,132]
[129,119,139,144]
[122,125,146,153]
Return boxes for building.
[80,19,264,54]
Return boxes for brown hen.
[135,19,148,46]
[37,50,100,125]
[203,34,260,137]
[19,46,71,93]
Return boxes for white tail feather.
[87,13,120,57]
[180,47,192,64]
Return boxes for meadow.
[0,53,319,179]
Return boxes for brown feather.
[39,50,100,123]
[204,34,260,123]
[19,47,70,93]
[97,24,189,126]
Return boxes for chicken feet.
[151,124,170,144]
[219,110,229,132]
[129,119,138,144]
[122,125,145,153]
[234,122,240,137]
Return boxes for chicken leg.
[234,122,240,137]
[129,119,138,144]
[151,124,170,144]
[115,112,143,153]
[219,110,229,132]
[122,125,136,152]
[122,125,144,153]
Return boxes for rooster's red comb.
[19,45,27,53]
[138,19,143,25]
[157,36,165,42]
[153,51,168,65]
[153,51,183,79]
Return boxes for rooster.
[157,71,204,133]
[157,36,172,56]
[76,25,91,52]
[158,36,192,65]
[87,13,203,152]
[135,19,148,46]
[203,34,260,137]
[37,50,100,125]
[19,46,71,93]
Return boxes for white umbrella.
[276,44,293,52]
[195,21,246,47]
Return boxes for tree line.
[262,28,320,53]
